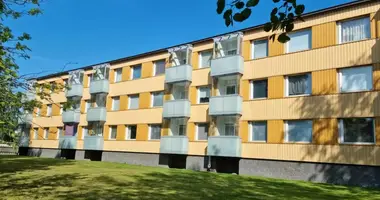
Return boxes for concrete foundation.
[21,147,380,187]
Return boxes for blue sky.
[9,0,352,77]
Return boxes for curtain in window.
[287,121,312,142]
[129,96,139,109]
[110,126,117,139]
[115,69,122,82]
[342,118,374,143]
[253,40,268,59]
[288,75,309,95]
[341,17,370,43]
[64,124,78,136]
[150,126,161,139]
[172,84,187,100]
[112,98,120,110]
[252,122,267,141]
[199,87,210,103]
[340,66,372,92]
[94,93,107,107]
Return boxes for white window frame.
[87,75,91,87]
[153,60,166,76]
[197,86,210,104]
[130,65,142,80]
[196,123,208,141]
[250,79,268,100]
[128,95,139,109]
[109,126,117,140]
[47,104,52,117]
[149,125,161,140]
[33,128,38,139]
[126,125,137,140]
[114,68,122,83]
[198,50,212,69]
[85,101,91,113]
[43,128,48,139]
[251,39,268,59]
[285,29,312,53]
[338,66,373,93]
[284,120,313,143]
[337,17,371,44]
[225,83,237,95]
[285,73,312,97]
[338,118,375,145]
[57,127,62,139]
[82,127,88,139]
[112,96,120,111]
[249,121,267,143]
[151,92,164,107]
[60,105,63,115]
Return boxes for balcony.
[86,107,107,122]
[66,84,83,97]
[210,55,244,77]
[90,79,109,94]
[209,95,242,116]
[165,64,192,84]
[62,109,81,123]
[18,113,32,125]
[83,136,104,151]
[160,136,188,154]
[59,136,77,149]
[207,136,241,157]
[19,136,30,147]
[163,100,191,118]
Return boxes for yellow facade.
[28,2,380,166]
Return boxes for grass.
[0,156,380,200]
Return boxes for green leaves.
[223,9,233,26]
[278,33,290,43]
[217,0,225,14]
[295,4,305,15]
[233,8,251,22]
[246,0,259,7]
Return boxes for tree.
[217,0,305,43]
[0,0,65,147]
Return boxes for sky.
[8,0,352,78]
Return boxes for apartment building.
[18,0,380,186]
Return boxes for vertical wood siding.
[239,121,249,142]
[139,92,151,109]
[187,122,196,141]
[242,40,251,61]
[268,76,284,99]
[116,124,125,141]
[122,66,130,81]
[240,80,250,101]
[192,52,199,70]
[312,22,337,49]
[312,119,338,145]
[268,37,284,57]
[142,62,153,78]
[189,87,197,105]
[267,120,284,143]
[136,124,149,141]
[312,69,338,95]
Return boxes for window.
[171,50,188,66]
[215,37,238,58]
[87,75,91,87]
[170,118,187,136]
[90,122,103,136]
[250,121,267,142]
[128,95,139,109]
[57,127,63,139]
[47,104,52,116]
[43,128,49,139]
[217,116,238,136]
[252,39,268,59]
[91,93,107,108]
[339,66,372,93]
[127,125,137,140]
[131,65,142,80]
[114,68,122,83]
[196,123,208,140]
[82,127,88,139]
[226,85,236,95]
[198,86,210,103]
[172,83,188,100]
[36,107,40,117]
[285,120,312,143]
[199,50,212,68]
[286,73,311,96]
[109,126,117,140]
[224,124,236,136]
[339,17,370,44]
[85,101,91,113]
[252,80,267,99]
[112,96,120,111]
[50,82,56,93]
[33,128,38,139]
[154,60,166,76]
[152,92,163,107]
[149,125,161,140]
[339,118,374,144]
[286,29,311,53]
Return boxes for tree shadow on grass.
[0,155,73,173]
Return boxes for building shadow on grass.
[0,155,73,173]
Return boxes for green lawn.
[0,156,379,200]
